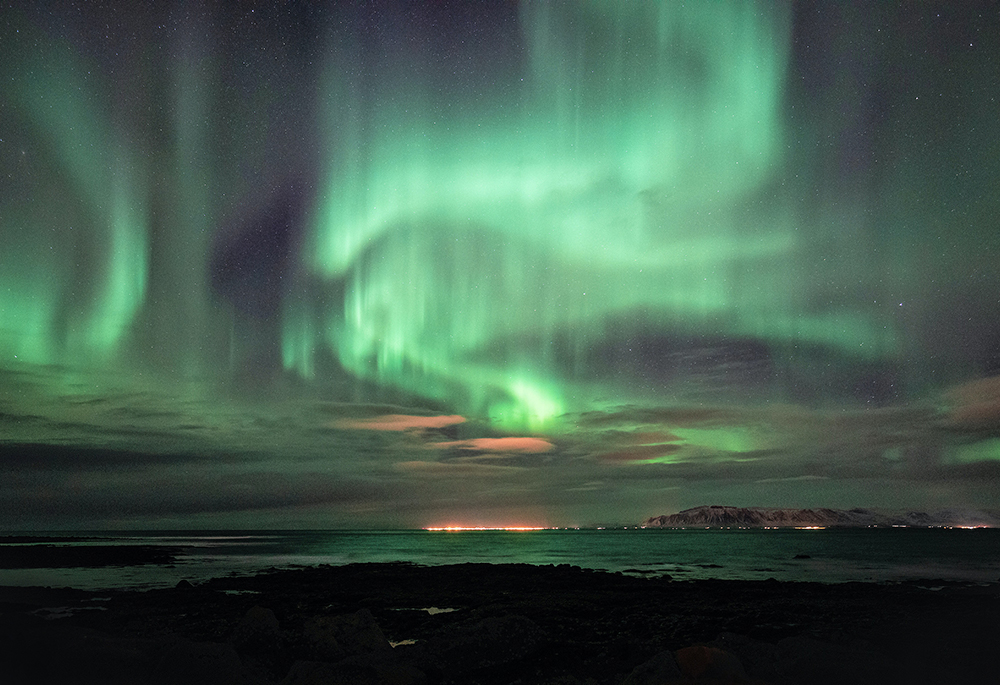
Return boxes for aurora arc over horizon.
[2,2,1000,529]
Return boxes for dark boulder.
[418,614,544,674]
[774,635,901,685]
[301,608,392,662]
[150,638,258,685]
[675,644,747,681]
[281,655,424,685]
[231,605,285,651]
[711,632,777,681]
[621,650,683,685]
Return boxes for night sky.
[2,1,999,529]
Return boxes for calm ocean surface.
[3,528,1000,590]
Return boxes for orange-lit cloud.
[395,460,524,475]
[427,437,555,453]
[577,407,733,428]
[596,443,683,463]
[334,414,466,431]
[619,431,683,445]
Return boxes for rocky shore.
[1,562,997,684]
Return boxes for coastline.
[5,527,1000,590]
[1,562,997,684]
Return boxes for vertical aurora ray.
[0,19,148,367]
[141,9,216,378]
[0,7,229,396]
[80,145,148,358]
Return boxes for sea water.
[2,528,999,591]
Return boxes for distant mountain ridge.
[642,505,1000,528]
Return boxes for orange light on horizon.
[423,526,548,531]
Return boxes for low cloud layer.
[4,370,1000,528]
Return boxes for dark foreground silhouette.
[1,562,997,684]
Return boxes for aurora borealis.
[2,2,999,529]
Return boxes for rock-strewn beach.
[1,562,997,684]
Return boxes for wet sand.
[1,562,998,684]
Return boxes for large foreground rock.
[302,608,393,662]
[773,635,903,685]
[410,614,544,675]
[1,613,263,685]
[675,645,748,681]
[621,650,683,685]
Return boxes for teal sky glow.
[1,2,999,529]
